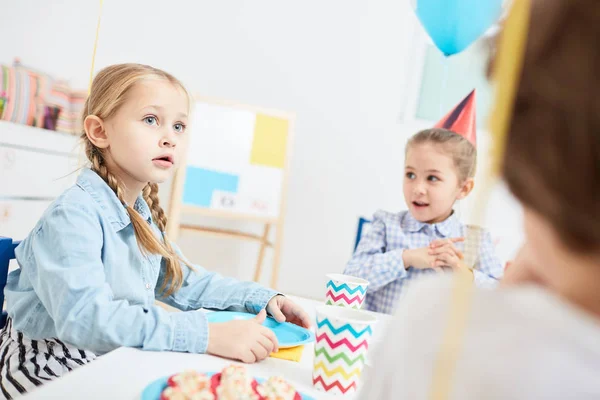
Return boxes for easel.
[166,96,295,289]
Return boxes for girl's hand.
[429,238,465,269]
[429,238,473,279]
[266,295,312,329]
[207,309,278,363]
[403,248,441,271]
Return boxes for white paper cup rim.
[326,273,369,286]
[316,305,378,325]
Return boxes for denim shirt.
[5,168,278,355]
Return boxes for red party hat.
[434,89,477,147]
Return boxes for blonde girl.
[0,64,309,399]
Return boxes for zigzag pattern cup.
[313,305,377,395]
[325,274,369,309]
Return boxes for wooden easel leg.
[166,166,187,241]
[253,224,271,282]
[270,222,284,290]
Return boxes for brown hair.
[494,0,600,252]
[406,128,477,182]
[81,63,191,295]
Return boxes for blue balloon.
[414,0,504,56]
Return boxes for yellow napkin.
[270,346,304,362]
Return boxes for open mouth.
[412,201,429,208]
[152,155,174,167]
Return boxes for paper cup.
[312,305,377,395]
[325,274,369,309]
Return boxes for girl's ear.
[457,178,475,200]
[84,115,109,149]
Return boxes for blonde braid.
[89,150,126,201]
[142,182,188,295]
[143,183,167,232]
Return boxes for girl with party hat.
[345,90,503,314]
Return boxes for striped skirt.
[0,319,96,399]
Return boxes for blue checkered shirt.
[344,210,503,314]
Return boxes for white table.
[23,296,388,400]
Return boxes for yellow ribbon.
[88,0,104,94]
[488,0,532,176]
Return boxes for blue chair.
[353,217,372,252]
[0,237,20,329]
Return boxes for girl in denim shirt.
[0,64,310,398]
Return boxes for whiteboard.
[179,100,294,220]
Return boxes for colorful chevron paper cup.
[312,305,377,395]
[325,274,369,309]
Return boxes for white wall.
[0,0,523,300]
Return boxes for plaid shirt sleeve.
[473,230,504,288]
[344,212,409,291]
